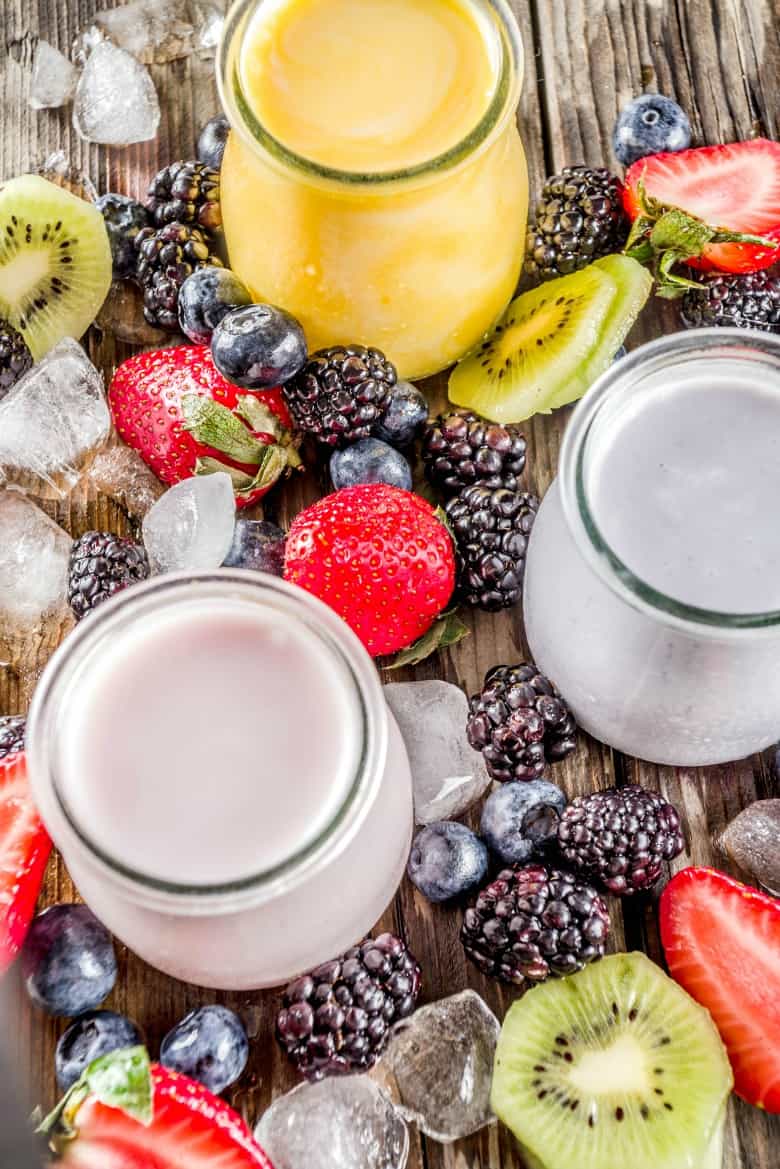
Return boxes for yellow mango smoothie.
[219,0,527,378]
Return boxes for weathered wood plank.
[1,2,778,1168]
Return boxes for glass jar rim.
[558,327,780,637]
[26,571,388,913]
[217,0,524,189]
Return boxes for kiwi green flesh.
[491,952,732,1169]
[0,175,112,360]
[448,265,617,424]
[547,254,653,410]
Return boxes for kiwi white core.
[567,1033,648,1096]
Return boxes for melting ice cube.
[29,41,79,110]
[89,443,165,520]
[93,0,194,64]
[142,473,236,574]
[73,41,160,145]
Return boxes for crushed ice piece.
[29,41,79,110]
[36,151,98,203]
[254,1076,408,1169]
[196,4,224,56]
[72,25,107,69]
[0,339,110,498]
[222,520,286,575]
[94,0,194,65]
[384,680,492,825]
[0,491,74,671]
[73,41,160,146]
[718,800,780,896]
[381,990,500,1143]
[142,473,236,574]
[89,443,165,520]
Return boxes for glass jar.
[27,572,413,990]
[523,329,780,766]
[217,0,528,380]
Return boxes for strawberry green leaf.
[387,609,469,670]
[181,395,267,466]
[38,1046,153,1150]
[233,396,285,439]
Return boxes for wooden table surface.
[2,2,779,1166]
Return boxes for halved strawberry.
[109,346,302,510]
[659,866,780,1112]
[624,139,780,276]
[42,1046,274,1167]
[0,752,51,975]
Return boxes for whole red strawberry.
[660,865,780,1112]
[284,484,456,657]
[41,1046,274,1168]
[109,346,301,509]
[0,752,51,975]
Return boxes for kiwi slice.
[491,952,732,1169]
[0,174,112,360]
[546,253,652,409]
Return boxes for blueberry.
[178,268,253,345]
[22,904,117,1017]
[55,1010,142,1091]
[211,304,308,389]
[198,115,231,170]
[95,193,151,281]
[160,1005,249,1094]
[480,780,567,865]
[373,381,429,447]
[612,94,691,167]
[407,822,489,903]
[330,437,412,491]
[223,519,286,575]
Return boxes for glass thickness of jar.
[27,572,413,989]
[217,0,528,380]
[523,329,780,767]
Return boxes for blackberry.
[284,346,397,448]
[525,166,629,282]
[0,715,26,759]
[0,320,33,398]
[557,785,685,896]
[467,663,577,782]
[444,484,539,610]
[68,532,150,621]
[95,193,151,280]
[147,161,222,233]
[135,221,222,330]
[422,410,527,495]
[680,269,780,333]
[461,864,609,985]
[276,933,421,1080]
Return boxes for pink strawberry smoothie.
[58,598,363,886]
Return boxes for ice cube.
[222,520,286,576]
[89,442,165,520]
[254,1076,408,1169]
[94,0,194,65]
[0,491,74,676]
[73,41,160,146]
[196,4,224,57]
[29,41,79,110]
[72,25,106,69]
[36,151,98,204]
[384,680,492,825]
[381,990,500,1143]
[718,800,780,896]
[0,339,110,498]
[142,474,236,574]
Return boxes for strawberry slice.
[43,1047,275,1167]
[624,138,780,275]
[0,752,51,975]
[659,866,780,1112]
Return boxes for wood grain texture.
[1,2,779,1166]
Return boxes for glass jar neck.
[27,572,388,914]
[558,328,780,638]
[217,0,523,191]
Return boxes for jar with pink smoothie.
[27,572,413,989]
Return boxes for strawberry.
[284,484,456,657]
[42,1046,275,1167]
[0,752,51,975]
[623,139,780,282]
[108,346,301,509]
[659,865,780,1112]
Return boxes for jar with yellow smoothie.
[218,0,528,380]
